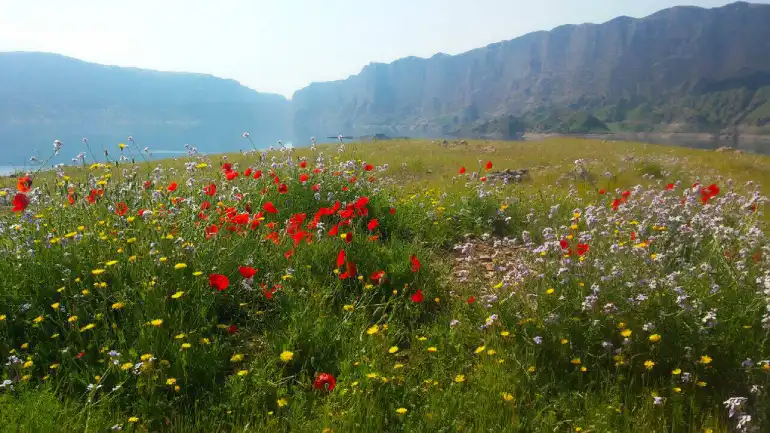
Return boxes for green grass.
[0,138,768,432]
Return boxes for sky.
[0,0,763,98]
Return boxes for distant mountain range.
[2,1,770,165]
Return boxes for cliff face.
[292,2,770,140]
[0,52,290,165]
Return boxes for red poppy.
[576,243,589,256]
[459,166,466,174]
[167,182,178,192]
[222,162,233,172]
[630,232,636,241]
[209,274,229,291]
[313,372,336,391]
[67,190,76,205]
[12,193,29,212]
[300,161,307,169]
[559,239,569,250]
[367,218,379,231]
[299,173,309,183]
[284,249,295,259]
[599,189,606,195]
[485,161,493,171]
[621,190,631,200]
[227,324,238,335]
[263,202,278,214]
[144,180,152,190]
[611,199,620,211]
[700,184,720,204]
[364,163,374,171]
[665,183,675,190]
[244,168,252,177]
[328,224,339,236]
[278,183,288,194]
[410,255,421,272]
[204,184,217,196]
[337,249,346,268]
[467,295,476,304]
[344,232,353,243]
[480,177,487,182]
[312,184,320,192]
[239,266,257,279]
[253,170,262,180]
[411,289,424,303]
[265,231,280,244]
[354,196,369,209]
[16,176,32,193]
[389,207,397,214]
[76,351,85,359]
[370,270,385,283]
[115,202,128,216]
[225,170,238,181]
[200,200,211,210]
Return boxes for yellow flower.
[649,334,661,343]
[571,358,582,365]
[175,333,186,339]
[580,366,588,372]
[454,374,465,383]
[395,408,408,415]
[388,346,399,354]
[500,330,510,337]
[280,351,294,362]
[193,271,203,276]
[21,342,29,349]
[672,368,682,375]
[119,143,126,150]
[545,288,555,295]
[644,360,656,370]
[237,370,249,376]
[171,291,184,299]
[50,363,60,369]
[68,316,78,323]
[128,417,139,424]
[166,378,177,385]
[231,354,245,362]
[22,360,34,369]
[150,319,163,327]
[51,303,60,309]
[140,354,153,361]
[417,336,428,341]
[697,381,707,387]
[121,363,133,370]
[528,366,536,373]
[501,392,514,402]
[105,260,118,267]
[474,345,486,354]
[181,343,191,350]
[272,397,287,408]
[394,363,404,369]
[91,269,105,275]
[427,347,437,353]
[111,302,125,310]
[621,329,632,338]
[560,338,569,345]
[700,355,712,365]
[487,349,497,355]
[0,314,5,321]
[673,387,682,393]
[366,372,379,379]
[200,338,211,345]
[343,304,354,312]
[174,263,187,270]
[366,325,380,335]
[21,374,31,381]
[80,323,96,332]
[33,316,44,324]
[762,363,770,372]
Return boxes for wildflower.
[280,351,294,362]
[388,346,399,354]
[92,269,106,276]
[166,378,177,385]
[239,266,257,279]
[181,343,191,350]
[343,304,354,312]
[571,358,582,365]
[474,345,486,354]
[545,288,555,295]
[394,363,404,369]
[649,334,661,343]
[171,291,184,299]
[410,255,421,272]
[411,289,424,303]
[33,315,44,324]
[80,323,96,332]
[150,319,163,327]
[700,355,712,365]
[209,274,229,291]
[22,360,33,369]
[501,392,514,402]
[560,338,569,345]
[111,302,125,310]
[277,398,288,407]
[174,263,187,270]
[313,372,336,391]
[454,374,465,383]
[621,329,632,338]
[367,325,380,335]
[237,370,249,376]
[12,193,29,212]
[128,417,139,423]
[396,408,408,415]
[427,347,438,353]
[644,360,656,370]
[0,314,5,321]
[528,366,536,373]
[500,331,510,337]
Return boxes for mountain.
[0,52,289,166]
[292,1,770,140]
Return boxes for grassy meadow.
[0,137,769,432]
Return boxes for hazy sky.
[0,0,762,97]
